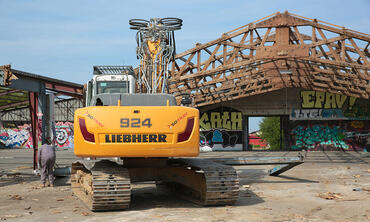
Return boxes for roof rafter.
[170,11,370,107]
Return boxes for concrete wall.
[200,88,301,116]
[199,87,369,151]
[286,120,369,152]
[0,122,74,148]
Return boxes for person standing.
[38,137,56,187]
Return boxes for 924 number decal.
[120,118,152,128]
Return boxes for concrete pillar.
[280,116,283,150]
[45,94,55,141]
[281,115,290,150]
[242,115,249,151]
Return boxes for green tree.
[259,117,281,150]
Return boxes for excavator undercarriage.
[71,158,239,211]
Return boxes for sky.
[1,0,369,131]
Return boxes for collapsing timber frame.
[58,155,304,177]
[169,11,370,107]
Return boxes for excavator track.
[71,160,131,211]
[158,158,239,206]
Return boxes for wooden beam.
[317,28,341,61]
[293,26,304,44]
[202,44,221,71]
[260,27,272,46]
[177,52,196,75]
[349,38,369,65]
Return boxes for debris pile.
[317,192,343,200]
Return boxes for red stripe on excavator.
[177,118,194,142]
[79,118,95,142]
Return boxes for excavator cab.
[85,66,136,107]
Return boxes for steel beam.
[268,162,303,176]
[0,101,29,110]
[208,156,304,166]
[207,155,304,176]
[45,82,83,98]
[29,92,39,170]
[0,89,21,96]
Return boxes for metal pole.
[29,92,38,170]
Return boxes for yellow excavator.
[71,18,239,211]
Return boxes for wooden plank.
[317,28,341,61]
[260,27,272,46]
[250,30,254,56]
[304,57,370,70]
[312,26,317,56]
[204,48,224,64]
[341,39,346,61]
[223,43,227,65]
[222,41,256,49]
[197,50,201,72]
[177,52,196,75]
[202,44,221,71]
[349,38,369,65]
[310,21,370,42]
[175,27,253,58]
[310,35,347,47]
[293,26,304,44]
[176,57,259,81]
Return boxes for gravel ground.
[0,149,369,222]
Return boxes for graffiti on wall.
[290,120,370,151]
[199,107,243,151]
[0,122,74,148]
[55,122,74,148]
[0,127,29,148]
[290,91,370,120]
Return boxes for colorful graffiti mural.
[290,90,370,120]
[0,127,29,147]
[0,122,74,148]
[199,107,243,151]
[289,120,369,151]
[55,122,74,148]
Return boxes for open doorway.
[247,116,288,151]
[248,117,269,151]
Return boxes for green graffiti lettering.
[324,93,336,109]
[314,91,325,108]
[199,113,211,130]
[210,112,222,129]
[301,91,315,108]
[231,112,242,130]
[291,125,348,150]
[201,111,243,130]
[222,112,231,130]
[335,94,347,108]
[348,97,357,109]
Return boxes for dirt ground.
[0,149,369,222]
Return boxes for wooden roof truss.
[169,11,370,107]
